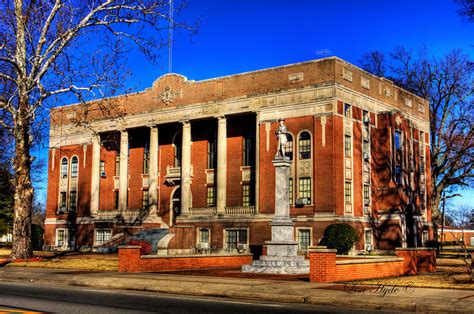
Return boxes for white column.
[216,116,227,213]
[90,134,101,216]
[149,126,159,215]
[180,121,191,215]
[119,129,129,211]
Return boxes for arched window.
[71,156,78,178]
[61,158,68,178]
[284,133,294,160]
[298,131,311,159]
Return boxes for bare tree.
[447,205,472,228]
[0,0,192,259]
[358,47,474,219]
[456,0,474,21]
[358,50,387,77]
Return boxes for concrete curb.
[0,270,472,313]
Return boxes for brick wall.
[395,248,436,274]
[309,247,435,283]
[118,246,253,272]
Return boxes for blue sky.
[35,0,474,209]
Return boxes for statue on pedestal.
[275,118,288,157]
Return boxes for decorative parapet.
[225,206,256,215]
[165,165,194,185]
[189,207,217,216]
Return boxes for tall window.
[298,131,311,159]
[173,132,182,167]
[95,229,112,245]
[208,136,217,169]
[142,190,149,209]
[395,165,402,185]
[225,229,247,249]
[344,182,352,204]
[57,229,65,246]
[344,103,352,118]
[69,191,77,211]
[395,130,402,151]
[363,140,370,154]
[344,135,352,157]
[298,229,311,250]
[365,229,373,246]
[199,229,210,243]
[289,178,294,205]
[284,134,293,160]
[71,156,78,178]
[242,184,250,206]
[298,177,311,203]
[59,192,67,210]
[363,185,370,202]
[143,140,150,174]
[61,158,68,178]
[206,186,216,207]
[242,135,253,166]
[115,155,120,176]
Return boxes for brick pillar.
[396,248,436,274]
[118,246,141,272]
[309,246,337,283]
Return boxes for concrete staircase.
[125,228,170,254]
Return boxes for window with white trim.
[71,156,78,178]
[242,184,250,206]
[225,229,247,249]
[364,229,373,248]
[59,192,67,211]
[142,190,149,209]
[206,186,216,207]
[344,103,352,118]
[61,158,68,178]
[289,178,294,205]
[298,177,311,204]
[298,132,311,160]
[199,229,210,243]
[69,191,77,211]
[344,182,352,204]
[95,229,112,245]
[143,140,150,174]
[56,229,65,247]
[298,229,311,250]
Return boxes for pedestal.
[242,157,309,274]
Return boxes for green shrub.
[319,223,359,255]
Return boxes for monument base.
[242,155,308,274]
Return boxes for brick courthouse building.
[44,57,433,254]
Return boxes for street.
[0,282,400,313]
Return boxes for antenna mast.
[168,0,173,73]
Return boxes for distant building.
[44,57,432,253]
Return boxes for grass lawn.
[352,258,473,290]
[1,248,118,271]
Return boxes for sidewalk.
[0,267,472,313]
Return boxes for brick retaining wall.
[309,246,436,283]
[118,246,253,272]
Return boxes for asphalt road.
[0,282,401,313]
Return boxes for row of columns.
[89,116,231,216]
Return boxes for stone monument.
[242,119,309,274]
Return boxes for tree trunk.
[11,111,34,259]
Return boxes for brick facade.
[45,57,432,255]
